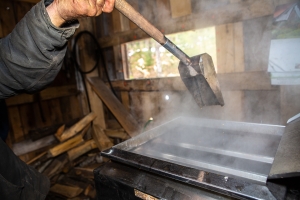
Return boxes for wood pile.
[13,112,129,200]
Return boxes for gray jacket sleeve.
[0,0,79,99]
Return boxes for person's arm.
[47,0,114,27]
[0,0,114,99]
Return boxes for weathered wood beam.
[98,0,275,48]
[88,77,141,137]
[108,71,278,91]
[92,125,114,151]
[56,112,96,142]
[5,85,79,106]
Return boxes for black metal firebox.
[94,117,300,200]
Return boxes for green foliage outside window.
[125,27,216,79]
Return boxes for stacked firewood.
[13,112,129,200]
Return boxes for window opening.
[122,27,217,80]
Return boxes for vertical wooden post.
[76,18,107,129]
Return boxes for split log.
[28,118,79,141]
[50,184,83,199]
[74,167,95,179]
[38,159,53,173]
[12,135,57,156]
[49,134,84,157]
[67,140,97,161]
[78,156,96,168]
[60,177,90,191]
[88,77,141,137]
[26,151,48,165]
[56,112,97,142]
[28,124,63,141]
[104,128,130,140]
[55,124,65,139]
[92,125,114,151]
[43,154,69,178]
[84,184,97,198]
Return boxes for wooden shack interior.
[0,0,300,199]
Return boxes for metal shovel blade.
[178,53,224,108]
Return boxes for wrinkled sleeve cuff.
[41,0,79,40]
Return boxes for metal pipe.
[163,37,191,66]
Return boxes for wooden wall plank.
[109,72,277,92]
[0,1,16,36]
[138,0,155,25]
[8,106,24,143]
[216,23,235,73]
[141,91,161,123]
[141,92,152,123]
[32,102,45,129]
[0,16,3,38]
[5,95,34,106]
[40,85,78,101]
[13,1,32,22]
[98,0,275,48]
[76,18,107,129]
[88,77,140,137]
[112,9,122,33]
[102,13,114,36]
[216,22,245,73]
[40,101,53,127]
[233,22,245,72]
[69,95,83,119]
[129,92,143,124]
[170,0,192,18]
[49,99,63,124]
[191,0,229,13]
[113,45,124,80]
[120,13,130,32]
[120,91,130,111]
[60,97,73,123]
[6,85,78,106]
[19,103,34,138]
[156,0,171,28]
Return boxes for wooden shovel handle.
[115,0,166,44]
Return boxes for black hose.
[72,31,99,74]
[72,31,117,97]
[70,30,119,116]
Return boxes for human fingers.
[94,0,105,16]
[102,0,115,13]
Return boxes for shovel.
[115,0,224,108]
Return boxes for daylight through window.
[122,27,217,80]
